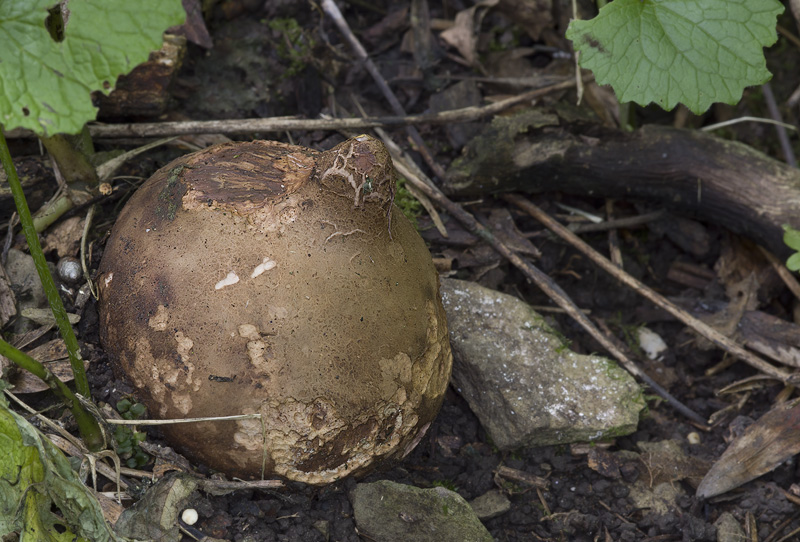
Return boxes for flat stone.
[441,278,644,450]
[6,248,45,306]
[715,512,745,542]
[350,480,492,542]
[5,248,47,333]
[469,489,511,520]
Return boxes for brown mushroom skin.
[97,135,452,484]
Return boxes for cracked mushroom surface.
[97,135,452,484]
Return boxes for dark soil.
[9,1,800,541]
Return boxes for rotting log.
[444,108,800,259]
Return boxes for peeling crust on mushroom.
[97,136,452,484]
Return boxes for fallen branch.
[444,114,800,259]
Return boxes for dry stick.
[504,194,797,386]
[757,245,800,303]
[321,0,446,179]
[379,138,707,425]
[762,82,798,168]
[524,210,668,238]
[2,80,579,140]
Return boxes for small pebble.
[181,508,198,526]
[57,257,82,284]
[687,432,701,445]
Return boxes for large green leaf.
[0,392,116,541]
[0,0,185,136]
[566,0,784,114]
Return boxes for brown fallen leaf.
[6,338,91,394]
[637,440,709,489]
[697,402,800,499]
[440,0,499,67]
[41,216,84,259]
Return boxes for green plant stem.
[0,338,104,451]
[39,132,98,186]
[33,193,74,232]
[0,126,90,398]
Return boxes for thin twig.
[524,209,667,237]
[4,79,580,141]
[757,245,800,303]
[81,204,97,298]
[761,82,797,168]
[105,413,262,426]
[504,193,797,386]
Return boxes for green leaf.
[566,0,784,114]
[0,393,115,541]
[787,253,800,272]
[0,0,185,136]
[783,224,800,251]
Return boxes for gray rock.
[469,490,511,520]
[5,248,48,333]
[715,512,743,542]
[5,249,46,306]
[441,278,644,450]
[629,481,684,515]
[350,480,493,542]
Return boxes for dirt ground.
[8,1,800,540]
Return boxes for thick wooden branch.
[444,109,800,259]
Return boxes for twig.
[376,134,706,424]
[105,413,262,426]
[503,193,797,386]
[761,82,797,168]
[3,79,580,141]
[81,204,97,298]
[524,209,667,237]
[495,465,549,488]
[757,245,800,303]
[701,116,797,133]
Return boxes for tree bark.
[444,108,800,259]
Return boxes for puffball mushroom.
[97,135,452,484]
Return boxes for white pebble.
[181,508,198,525]
[687,432,701,445]
[637,326,668,360]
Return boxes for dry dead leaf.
[41,216,85,259]
[694,273,759,350]
[6,338,92,394]
[698,402,800,499]
[715,235,782,301]
[440,0,499,68]
[636,440,709,489]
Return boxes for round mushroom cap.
[97,136,452,484]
